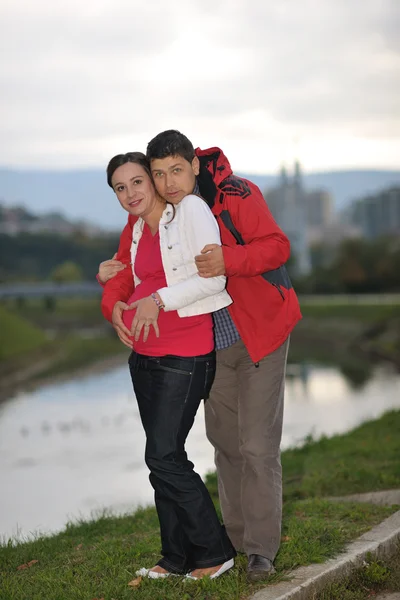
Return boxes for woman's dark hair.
[146,130,195,163]
[106,151,152,188]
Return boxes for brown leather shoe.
[247,554,276,581]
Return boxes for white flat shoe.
[185,558,234,580]
[135,567,177,579]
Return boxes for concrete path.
[250,489,400,600]
[327,489,400,506]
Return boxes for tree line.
[293,236,400,294]
[0,232,119,283]
[1,231,400,294]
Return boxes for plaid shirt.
[213,307,241,350]
[193,180,241,351]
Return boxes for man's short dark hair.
[146,130,195,163]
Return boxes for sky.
[1,0,399,174]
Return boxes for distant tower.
[294,160,301,181]
[280,165,288,187]
[291,160,311,274]
[264,160,311,276]
[293,160,303,209]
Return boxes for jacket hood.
[195,146,233,187]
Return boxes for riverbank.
[1,410,399,600]
[1,296,400,401]
[0,300,128,400]
[289,301,400,381]
[0,330,128,402]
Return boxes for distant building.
[266,162,336,275]
[323,221,362,243]
[348,187,400,239]
[306,190,334,228]
[305,189,339,246]
[265,162,311,275]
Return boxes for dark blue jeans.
[129,350,236,574]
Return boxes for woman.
[105,152,236,580]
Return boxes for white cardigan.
[130,194,232,317]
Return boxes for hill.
[1,167,399,230]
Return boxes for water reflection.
[0,361,399,542]
[339,361,372,389]
[286,358,373,391]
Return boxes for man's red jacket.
[101,146,302,363]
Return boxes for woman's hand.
[111,301,134,349]
[129,296,160,342]
[98,253,126,284]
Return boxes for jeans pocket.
[157,364,192,376]
[203,360,216,400]
[148,357,193,376]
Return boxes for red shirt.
[123,224,214,357]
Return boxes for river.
[1,360,400,542]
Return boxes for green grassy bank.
[1,297,104,330]
[290,299,400,371]
[1,295,400,395]
[1,410,399,600]
[315,548,400,599]
[0,302,128,395]
[0,304,47,361]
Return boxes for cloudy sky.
[1,0,399,174]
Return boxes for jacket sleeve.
[100,218,135,322]
[221,181,290,278]
[157,195,230,312]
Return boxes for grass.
[299,300,400,322]
[0,502,395,600]
[2,295,399,391]
[314,547,400,599]
[0,304,127,394]
[1,411,399,600]
[0,304,48,361]
[1,296,104,329]
[282,408,400,500]
[290,300,400,373]
[0,333,128,393]
[33,334,128,380]
[205,409,400,505]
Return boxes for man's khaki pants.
[204,337,289,561]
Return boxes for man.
[99,130,302,580]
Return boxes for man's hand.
[98,253,126,284]
[111,301,134,349]
[129,296,160,342]
[195,244,226,278]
